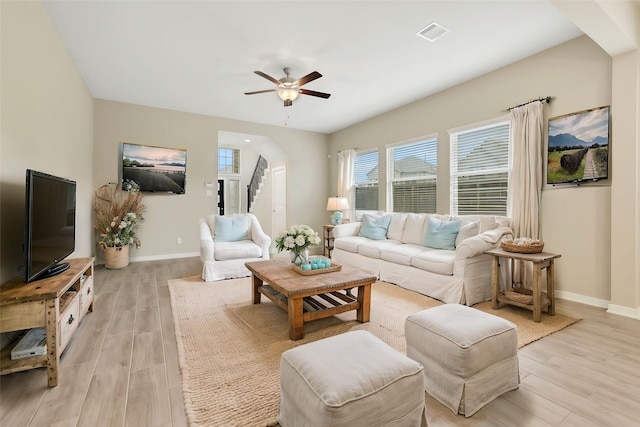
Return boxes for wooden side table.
[484,248,561,322]
[323,225,335,257]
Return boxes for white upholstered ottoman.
[277,330,428,427]
[405,304,519,417]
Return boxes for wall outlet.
[176,237,182,244]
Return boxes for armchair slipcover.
[199,213,271,281]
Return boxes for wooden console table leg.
[252,274,263,304]
[356,283,371,323]
[533,262,542,322]
[491,256,500,309]
[45,298,60,387]
[547,260,556,316]
[288,296,304,340]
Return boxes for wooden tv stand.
[0,257,95,387]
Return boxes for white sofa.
[199,213,271,282]
[331,213,512,306]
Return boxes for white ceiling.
[43,1,584,134]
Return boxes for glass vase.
[290,249,309,266]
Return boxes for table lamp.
[327,197,350,225]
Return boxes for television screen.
[120,143,187,194]
[547,106,610,185]
[24,170,76,282]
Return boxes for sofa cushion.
[387,214,407,241]
[358,214,392,240]
[334,235,369,253]
[423,216,461,250]
[381,243,428,266]
[411,249,455,275]
[455,220,480,248]
[214,215,250,242]
[402,213,429,245]
[358,239,403,259]
[214,240,262,260]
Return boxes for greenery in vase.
[275,224,321,256]
[94,180,146,248]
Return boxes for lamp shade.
[326,197,350,211]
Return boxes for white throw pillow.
[387,214,407,241]
[455,220,480,247]
[402,213,428,245]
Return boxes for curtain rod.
[506,96,552,111]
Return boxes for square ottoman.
[405,304,519,417]
[277,330,428,427]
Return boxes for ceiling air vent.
[416,22,449,42]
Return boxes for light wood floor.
[1,257,639,426]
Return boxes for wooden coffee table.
[245,259,377,340]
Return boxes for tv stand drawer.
[59,292,79,351]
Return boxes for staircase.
[247,155,269,212]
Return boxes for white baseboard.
[606,304,640,319]
[555,290,609,308]
[129,252,200,262]
[556,290,640,319]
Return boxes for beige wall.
[329,36,615,305]
[1,1,94,283]
[93,100,330,261]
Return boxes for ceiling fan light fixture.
[277,84,299,103]
[246,67,330,107]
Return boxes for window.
[386,136,437,213]
[218,148,239,174]
[354,150,379,213]
[218,148,241,214]
[449,118,510,215]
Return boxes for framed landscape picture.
[120,143,187,194]
[547,106,610,185]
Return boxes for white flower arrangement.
[275,224,321,255]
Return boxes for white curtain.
[337,149,355,222]
[507,101,544,239]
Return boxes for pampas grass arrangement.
[94,180,146,248]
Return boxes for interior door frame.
[271,165,287,243]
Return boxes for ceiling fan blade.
[299,88,331,99]
[254,71,281,85]
[244,89,277,95]
[295,71,322,87]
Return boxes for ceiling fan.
[244,67,331,107]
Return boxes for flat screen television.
[120,142,187,194]
[23,169,76,283]
[547,105,610,185]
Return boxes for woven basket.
[501,239,544,254]
[504,286,533,305]
[103,246,130,269]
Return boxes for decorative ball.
[301,263,311,271]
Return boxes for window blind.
[354,150,379,211]
[450,121,510,215]
[386,138,437,213]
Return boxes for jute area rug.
[169,276,579,427]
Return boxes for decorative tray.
[501,239,544,254]
[292,262,342,276]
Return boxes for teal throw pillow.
[423,216,461,250]
[358,214,392,240]
[214,215,250,242]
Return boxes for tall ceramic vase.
[103,245,130,269]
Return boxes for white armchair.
[199,213,271,281]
